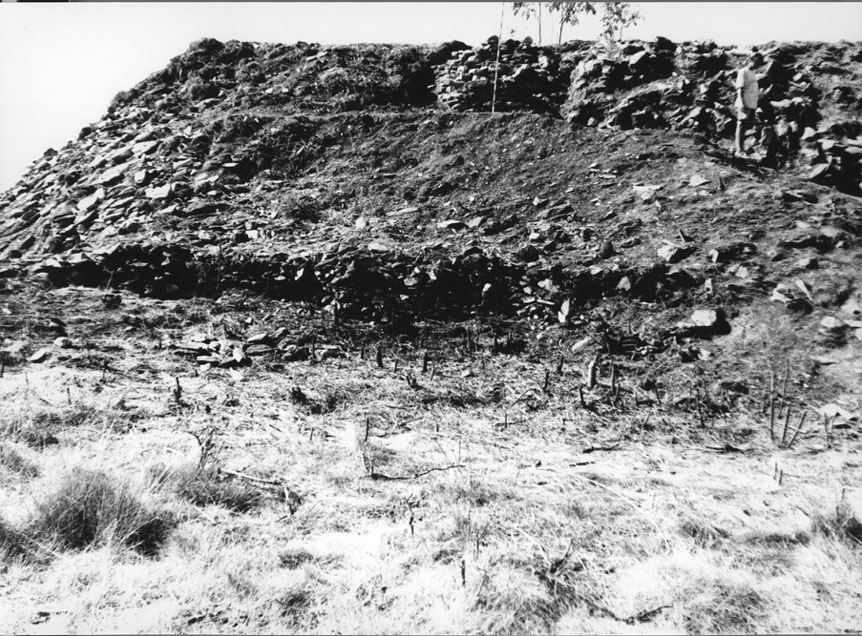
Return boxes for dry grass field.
[1,284,860,634]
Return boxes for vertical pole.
[491,2,505,114]
[537,1,542,44]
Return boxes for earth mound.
[3,34,862,635]
[1,35,861,395]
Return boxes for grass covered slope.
[0,35,861,633]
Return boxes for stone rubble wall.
[0,35,859,323]
[434,36,861,193]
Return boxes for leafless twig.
[769,369,776,441]
[219,468,282,486]
[780,404,792,446]
[366,464,466,481]
[785,409,807,449]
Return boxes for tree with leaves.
[512,2,545,44]
[549,1,597,44]
[512,1,641,45]
[600,2,642,44]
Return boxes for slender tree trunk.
[537,2,542,44]
[492,2,505,114]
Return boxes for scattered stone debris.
[818,316,848,347]
[676,308,731,337]
[27,348,51,364]
[658,242,695,264]
[1,35,861,375]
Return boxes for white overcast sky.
[1,2,861,192]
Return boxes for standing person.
[734,50,763,157]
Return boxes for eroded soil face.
[1,35,861,634]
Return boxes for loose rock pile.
[173,327,343,369]
[563,38,862,193]
[435,36,587,114]
[801,120,862,195]
[1,35,861,340]
[431,36,861,192]
[2,37,860,269]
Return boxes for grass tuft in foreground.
[682,580,767,634]
[151,464,266,513]
[0,516,33,562]
[0,441,40,479]
[0,402,148,450]
[812,502,862,545]
[27,467,174,557]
